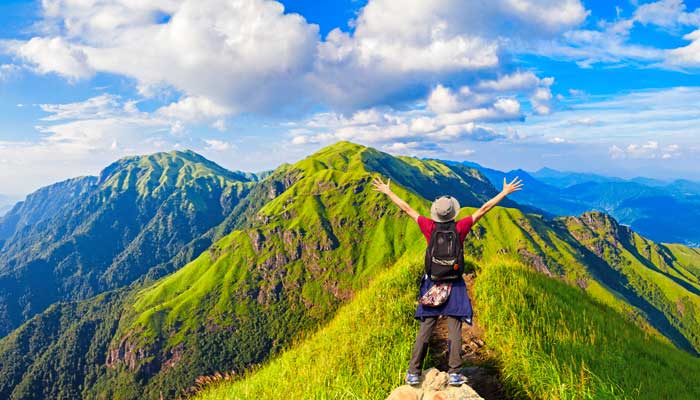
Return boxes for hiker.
[371,175,524,386]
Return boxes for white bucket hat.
[430,195,460,222]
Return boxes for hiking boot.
[448,373,467,386]
[405,372,420,385]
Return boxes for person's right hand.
[502,176,524,195]
[371,176,392,195]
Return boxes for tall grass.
[475,260,700,400]
[195,257,700,400]
[194,251,425,400]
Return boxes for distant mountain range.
[0,142,698,399]
[0,195,19,217]
[440,160,700,247]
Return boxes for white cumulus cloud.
[7,0,320,114]
[10,36,94,79]
[203,139,233,151]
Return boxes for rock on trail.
[387,368,484,400]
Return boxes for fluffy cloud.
[8,36,94,79]
[429,72,553,116]
[289,103,509,151]
[383,141,446,155]
[634,0,700,30]
[477,71,542,91]
[667,29,700,67]
[529,0,700,69]
[157,96,231,122]
[427,85,461,114]
[9,0,319,114]
[534,26,664,68]
[35,94,178,154]
[39,94,121,121]
[203,139,233,151]
[609,141,681,159]
[4,0,587,115]
[287,66,577,151]
[314,0,585,109]
[0,64,20,80]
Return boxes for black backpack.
[424,220,464,281]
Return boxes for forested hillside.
[0,151,258,336]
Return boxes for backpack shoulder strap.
[433,220,457,231]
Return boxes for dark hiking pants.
[407,316,462,374]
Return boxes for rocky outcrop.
[105,335,155,372]
[387,368,483,400]
[565,211,635,251]
[517,247,552,277]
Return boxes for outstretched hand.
[502,176,524,195]
[371,176,392,195]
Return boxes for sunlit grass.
[195,258,700,400]
[193,251,425,400]
[475,260,700,400]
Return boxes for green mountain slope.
[0,142,505,399]
[87,141,504,398]
[0,176,97,245]
[97,142,700,398]
[475,261,700,400]
[195,245,426,400]
[559,212,700,353]
[194,256,700,400]
[0,289,129,399]
[0,150,256,336]
[0,141,698,399]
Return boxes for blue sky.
[1,0,700,196]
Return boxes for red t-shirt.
[417,215,474,244]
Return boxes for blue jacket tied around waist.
[415,274,473,322]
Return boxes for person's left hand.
[371,176,392,195]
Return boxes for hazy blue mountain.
[0,195,20,218]
[530,166,626,188]
[444,161,588,216]
[629,176,671,187]
[441,162,700,246]
[664,179,700,197]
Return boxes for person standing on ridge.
[371,175,524,386]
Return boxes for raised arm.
[471,176,524,224]
[371,176,420,222]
